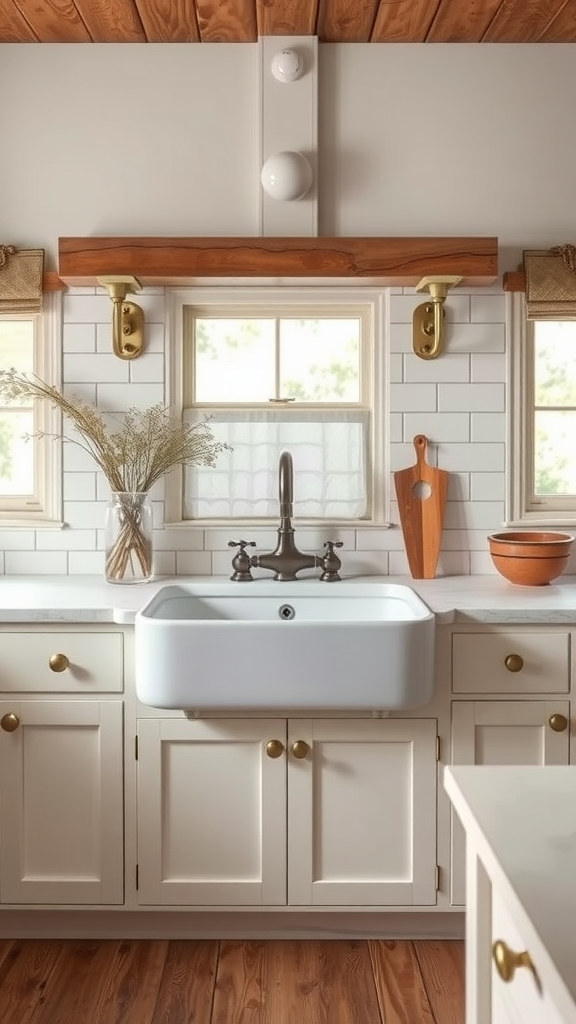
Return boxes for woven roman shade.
[523,245,576,319]
[0,245,44,314]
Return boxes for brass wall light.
[97,276,144,359]
[412,275,462,360]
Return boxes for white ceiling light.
[260,151,313,202]
[270,48,304,83]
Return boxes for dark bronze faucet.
[228,451,344,582]
[250,451,322,581]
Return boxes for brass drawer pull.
[504,654,524,673]
[548,713,568,732]
[1,713,20,732]
[492,939,541,992]
[49,653,70,673]
[291,740,310,759]
[265,739,285,759]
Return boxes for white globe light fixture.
[260,151,313,202]
[270,48,304,83]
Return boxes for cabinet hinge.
[435,864,440,892]
[136,864,139,890]
[135,735,138,760]
[436,735,441,762]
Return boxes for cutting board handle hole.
[412,480,432,500]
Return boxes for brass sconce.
[97,276,144,360]
[412,275,462,360]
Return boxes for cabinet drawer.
[491,888,565,1024]
[452,631,570,694]
[0,631,124,692]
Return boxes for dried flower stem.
[0,369,231,582]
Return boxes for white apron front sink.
[134,581,435,711]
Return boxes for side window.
[509,293,576,523]
[0,295,62,524]
[166,287,386,525]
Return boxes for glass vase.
[104,491,153,584]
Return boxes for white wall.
[0,42,574,577]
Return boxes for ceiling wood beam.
[136,0,200,42]
[483,0,571,42]
[427,0,503,42]
[58,236,498,286]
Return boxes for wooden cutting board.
[393,434,448,579]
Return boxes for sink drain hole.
[278,604,295,620]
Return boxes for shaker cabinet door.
[0,699,124,905]
[137,718,287,906]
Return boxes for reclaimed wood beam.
[58,236,498,287]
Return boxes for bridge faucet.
[250,451,322,581]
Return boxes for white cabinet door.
[137,718,287,906]
[0,700,124,905]
[450,700,570,905]
[287,718,437,906]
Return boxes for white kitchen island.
[444,765,576,1024]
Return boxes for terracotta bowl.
[488,531,574,586]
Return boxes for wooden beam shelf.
[58,236,499,287]
[503,270,525,292]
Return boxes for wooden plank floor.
[0,938,464,1024]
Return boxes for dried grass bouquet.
[0,369,230,581]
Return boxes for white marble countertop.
[444,765,576,1022]
[1,573,576,624]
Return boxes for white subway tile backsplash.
[436,550,471,576]
[153,550,177,576]
[470,472,506,501]
[439,443,505,472]
[446,473,470,501]
[446,322,505,354]
[471,413,506,442]
[390,383,438,412]
[444,501,506,530]
[37,529,97,551]
[470,550,499,574]
[63,323,97,353]
[63,473,97,501]
[64,501,108,530]
[404,353,470,384]
[471,353,506,383]
[389,353,403,383]
[96,382,165,410]
[64,294,111,323]
[403,412,470,442]
[64,353,130,384]
[389,323,412,353]
[129,354,165,384]
[5,551,68,574]
[68,551,105,574]
[470,294,506,322]
[439,383,505,413]
[0,530,36,550]
[153,528,205,551]
[176,550,213,575]
[2,286,512,579]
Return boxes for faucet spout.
[250,450,321,581]
[278,450,293,520]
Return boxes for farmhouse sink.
[134,581,435,711]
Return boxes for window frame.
[165,284,388,528]
[0,292,63,527]
[508,291,576,526]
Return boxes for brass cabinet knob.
[504,654,524,673]
[291,740,310,759]
[1,713,20,733]
[265,739,285,759]
[49,653,70,673]
[548,713,568,732]
[492,940,541,990]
